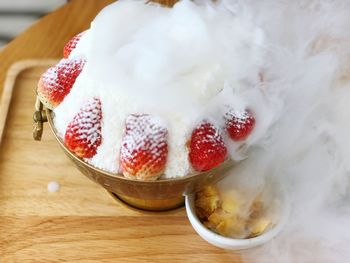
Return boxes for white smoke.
[216,0,350,262]
[62,0,350,260]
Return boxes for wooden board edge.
[0,59,57,144]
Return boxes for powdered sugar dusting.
[226,109,250,124]
[69,30,91,59]
[53,0,270,178]
[193,121,226,149]
[38,58,85,108]
[122,115,167,156]
[189,120,228,172]
[120,114,168,180]
[40,59,85,92]
[64,32,86,58]
[225,108,256,141]
[64,97,102,158]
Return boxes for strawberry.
[225,108,255,141]
[64,97,102,158]
[63,31,85,58]
[37,58,85,109]
[189,121,227,172]
[120,114,168,181]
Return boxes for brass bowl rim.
[46,109,233,184]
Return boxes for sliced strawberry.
[189,121,227,172]
[63,31,85,58]
[37,58,85,109]
[225,109,256,141]
[64,97,102,158]
[120,114,168,181]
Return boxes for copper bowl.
[34,100,234,211]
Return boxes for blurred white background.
[0,0,66,48]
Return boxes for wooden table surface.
[0,0,244,262]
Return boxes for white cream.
[54,0,268,178]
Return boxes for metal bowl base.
[108,192,185,211]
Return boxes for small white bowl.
[185,191,289,250]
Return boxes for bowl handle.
[33,96,48,141]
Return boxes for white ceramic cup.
[185,190,289,250]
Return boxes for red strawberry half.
[63,31,85,58]
[225,108,256,141]
[189,121,227,172]
[120,114,168,181]
[64,97,102,158]
[37,58,85,109]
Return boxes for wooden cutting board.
[0,1,244,262]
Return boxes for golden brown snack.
[195,185,273,239]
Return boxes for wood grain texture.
[0,64,243,262]
[0,0,244,261]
